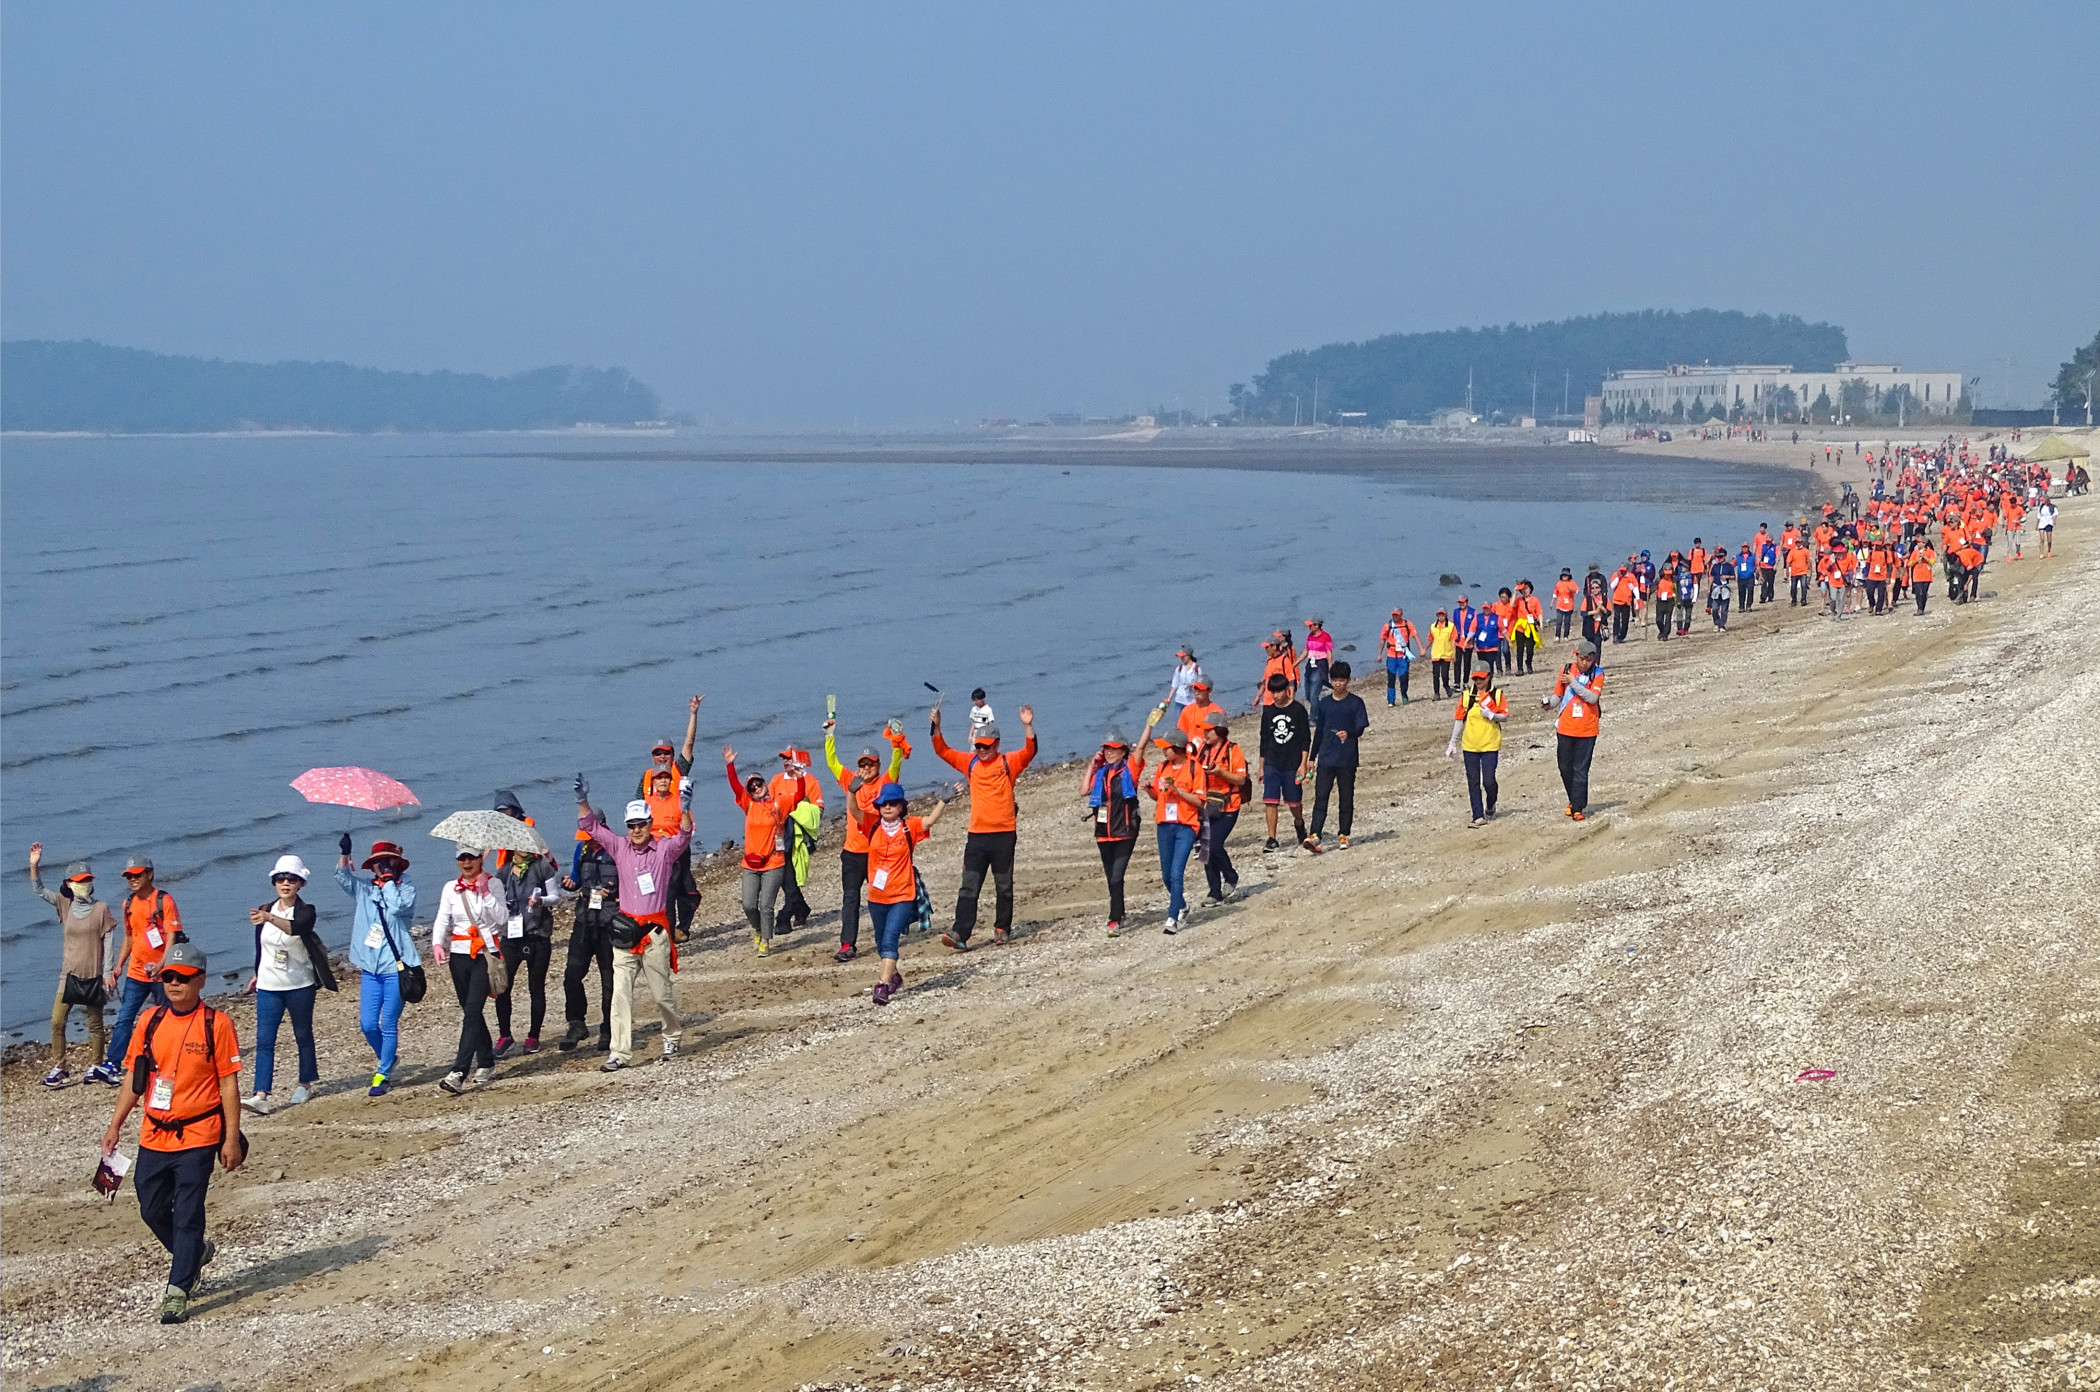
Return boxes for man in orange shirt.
[100,937,243,1324]
[1177,678,1225,743]
[1545,641,1604,821]
[931,703,1038,949]
[92,854,185,1086]
[1197,711,1250,906]
[1784,538,1812,606]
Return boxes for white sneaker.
[240,1092,273,1115]
[1162,916,1180,936]
[288,1085,311,1106]
[439,1071,467,1095]
[470,1067,494,1087]
[661,1038,678,1061]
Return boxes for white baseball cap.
[624,799,652,825]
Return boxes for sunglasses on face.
[271,874,303,884]
[160,970,202,984]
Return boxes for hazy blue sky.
[5,3,2094,421]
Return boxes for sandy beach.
[5,442,2096,1392]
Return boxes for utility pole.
[1532,373,1538,420]
[1311,378,1320,426]
[1466,366,1474,417]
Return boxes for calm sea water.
[0,433,1801,1033]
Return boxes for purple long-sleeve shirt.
[579,810,692,918]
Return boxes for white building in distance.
[1602,362,1965,422]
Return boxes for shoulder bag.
[374,897,427,1005]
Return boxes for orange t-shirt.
[121,890,183,983]
[124,1004,241,1153]
[1201,738,1249,814]
[728,767,788,871]
[1554,667,1603,738]
[932,729,1037,833]
[1178,700,1225,744]
[862,815,928,905]
[1552,579,1577,612]
[1150,754,1207,827]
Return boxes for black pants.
[1463,749,1499,821]
[954,829,1017,939]
[839,849,870,949]
[1736,575,1753,610]
[1556,733,1596,815]
[1676,599,1692,634]
[1097,838,1134,922]
[1203,809,1239,896]
[494,934,551,1041]
[670,853,701,936]
[1865,579,1887,614]
[1455,647,1473,682]
[1431,659,1452,698]
[782,874,811,927]
[136,1143,216,1293]
[1759,568,1776,603]
[1610,604,1631,642]
[1553,609,1572,639]
[449,953,494,1074]
[1581,612,1604,646]
[1914,581,1930,614]
[1513,633,1535,673]
[562,923,613,1031]
[1311,764,1355,837]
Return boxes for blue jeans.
[1203,810,1239,897]
[869,899,916,960]
[1463,749,1500,821]
[254,984,319,1094]
[360,970,404,1077]
[1156,822,1196,920]
[104,975,167,1068]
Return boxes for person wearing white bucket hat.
[241,854,334,1114]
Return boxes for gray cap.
[161,937,207,975]
[492,788,524,814]
[1101,729,1130,749]
[972,724,1001,743]
[855,747,881,764]
[1574,639,1600,658]
[122,854,153,874]
[1203,711,1231,729]
[63,860,94,881]
[1159,728,1189,749]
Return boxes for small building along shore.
[1603,362,1965,424]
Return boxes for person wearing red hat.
[337,837,418,1097]
[94,853,184,1085]
[1175,677,1224,746]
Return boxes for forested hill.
[1,340,663,432]
[1243,310,1848,423]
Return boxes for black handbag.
[606,913,650,952]
[61,972,107,1008]
[374,906,426,1005]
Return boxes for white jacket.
[429,875,511,961]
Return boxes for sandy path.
[5,472,2095,1392]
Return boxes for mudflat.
[5,478,2094,1391]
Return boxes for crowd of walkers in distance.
[26,438,2073,1325]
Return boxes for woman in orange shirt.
[725,748,788,955]
[1138,728,1209,934]
[857,782,946,1005]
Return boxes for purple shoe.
[871,980,893,1006]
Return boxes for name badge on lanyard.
[149,1075,175,1111]
[636,871,656,897]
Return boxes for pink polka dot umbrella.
[290,766,421,813]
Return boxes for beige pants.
[51,988,108,1070]
[609,928,680,1063]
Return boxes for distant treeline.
[1237,310,1849,423]
[1,340,663,433]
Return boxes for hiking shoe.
[1300,836,1323,854]
[1563,806,1575,818]
[522,1036,540,1054]
[40,1067,68,1090]
[85,1061,122,1086]
[558,1022,588,1052]
[287,1085,311,1106]
[834,944,857,963]
[1202,893,1226,907]
[1219,884,1239,903]
[493,1035,515,1059]
[186,1239,217,1295]
[994,927,1012,946]
[1162,917,1180,936]
[871,980,893,1006]
[1468,817,1486,829]
[368,1073,390,1098]
[1263,837,1280,853]
[661,1038,677,1061]
[752,932,765,951]
[600,1057,627,1073]
[160,1285,190,1325]
[1338,834,1351,850]
[240,1093,273,1115]
[470,1066,494,1087]
[439,1071,467,1096]
[1106,920,1120,938]
[1572,811,1587,822]
[941,933,970,953]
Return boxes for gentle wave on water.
[0,432,1801,1032]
